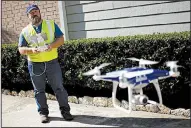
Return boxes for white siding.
[69,24,190,39]
[65,1,190,40]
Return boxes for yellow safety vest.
[22,20,58,62]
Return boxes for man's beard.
[31,15,41,25]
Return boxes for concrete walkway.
[2,94,190,127]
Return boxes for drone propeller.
[83,63,111,76]
[127,57,158,67]
[82,69,99,76]
[97,63,112,69]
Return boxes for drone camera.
[132,94,148,105]
[139,95,148,104]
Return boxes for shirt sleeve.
[18,33,28,47]
[54,23,64,38]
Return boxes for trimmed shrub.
[1,31,190,108]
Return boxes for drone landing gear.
[112,82,132,114]
[111,80,163,114]
[153,80,163,104]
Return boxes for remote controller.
[37,45,49,52]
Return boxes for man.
[18,4,73,123]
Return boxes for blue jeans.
[28,58,70,115]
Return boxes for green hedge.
[1,31,190,108]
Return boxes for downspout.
[58,1,69,40]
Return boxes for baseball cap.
[26,4,40,14]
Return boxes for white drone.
[83,57,181,113]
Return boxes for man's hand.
[36,45,52,52]
[48,36,64,49]
[31,47,40,53]
[44,45,52,52]
[18,47,40,55]
[19,45,53,55]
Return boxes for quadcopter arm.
[158,71,180,80]
[92,75,118,82]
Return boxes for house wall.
[2,1,190,43]
[64,1,190,40]
[2,1,60,43]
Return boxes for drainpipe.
[58,1,69,40]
